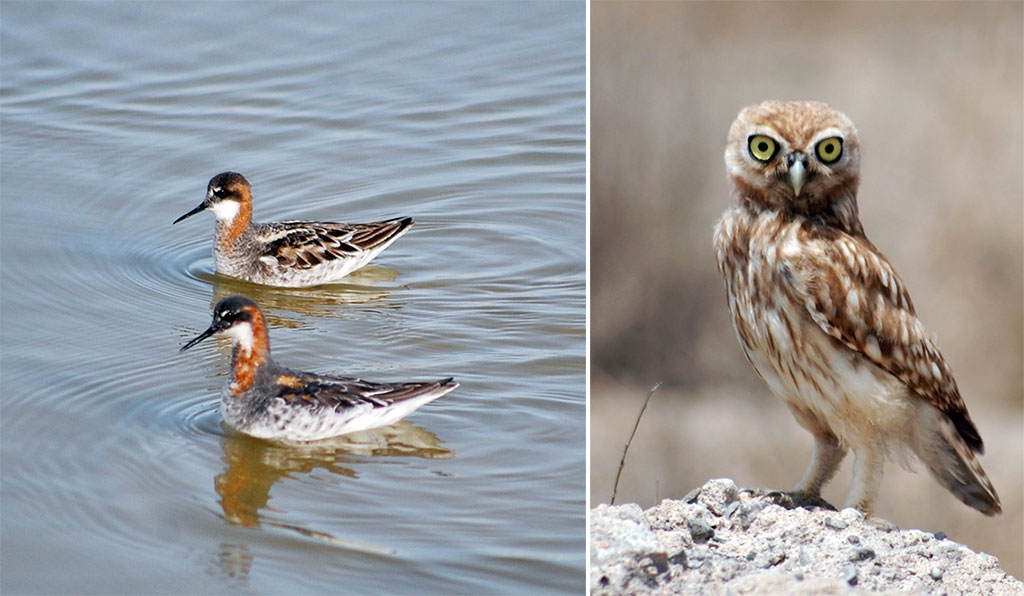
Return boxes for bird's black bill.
[180,326,217,352]
[173,201,208,225]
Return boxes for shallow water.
[1,2,584,594]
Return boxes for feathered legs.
[792,431,847,509]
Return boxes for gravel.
[591,478,1022,595]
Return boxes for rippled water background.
[1,2,584,593]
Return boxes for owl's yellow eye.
[748,135,778,162]
[816,137,843,164]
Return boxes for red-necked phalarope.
[180,295,457,442]
[174,172,414,287]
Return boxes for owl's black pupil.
[758,142,768,152]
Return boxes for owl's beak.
[788,155,807,197]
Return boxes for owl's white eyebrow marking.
[810,127,845,146]
[750,126,784,140]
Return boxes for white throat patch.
[211,200,241,223]
[224,322,254,354]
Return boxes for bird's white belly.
[737,293,915,452]
[214,238,387,287]
[220,392,440,443]
[267,250,376,282]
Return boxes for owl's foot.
[741,487,837,511]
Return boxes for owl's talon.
[741,488,836,511]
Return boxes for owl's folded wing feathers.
[779,230,984,453]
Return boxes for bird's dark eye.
[748,135,778,162]
[226,308,251,323]
[815,137,843,164]
[212,186,228,198]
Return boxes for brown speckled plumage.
[714,100,999,516]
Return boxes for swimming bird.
[174,172,414,287]
[180,295,457,442]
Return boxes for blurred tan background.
[591,1,1022,579]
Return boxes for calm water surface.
[0,2,584,593]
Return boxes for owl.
[713,100,1001,516]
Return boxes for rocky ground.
[591,479,1022,595]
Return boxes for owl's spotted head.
[725,100,861,224]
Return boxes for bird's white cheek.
[211,200,241,223]
[225,322,254,354]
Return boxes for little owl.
[714,100,1000,516]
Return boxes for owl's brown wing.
[780,228,983,453]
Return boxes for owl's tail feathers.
[912,402,1002,516]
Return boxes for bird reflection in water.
[204,263,401,327]
[217,420,451,527]
[213,420,451,569]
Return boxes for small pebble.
[825,516,849,530]
[739,501,764,529]
[840,507,864,522]
[697,479,739,516]
[640,553,669,576]
[934,531,948,541]
[688,518,714,543]
[865,517,899,532]
[846,534,861,545]
[850,547,875,562]
[931,567,944,581]
[842,563,858,586]
[762,550,785,568]
[798,548,812,566]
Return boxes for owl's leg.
[792,432,846,504]
[844,443,884,515]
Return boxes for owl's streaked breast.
[714,205,916,449]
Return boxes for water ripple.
[2,1,583,593]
